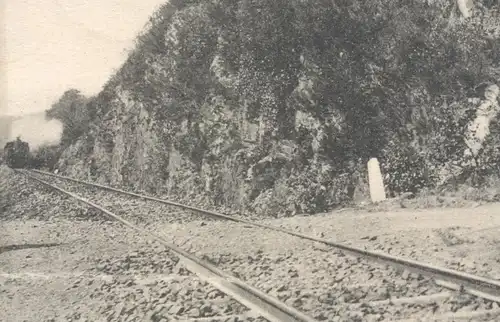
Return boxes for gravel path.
[13,170,500,321]
[265,205,500,281]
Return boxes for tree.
[46,89,90,146]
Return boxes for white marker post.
[457,0,472,18]
[367,158,386,203]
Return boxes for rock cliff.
[55,0,500,216]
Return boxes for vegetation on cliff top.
[45,0,500,214]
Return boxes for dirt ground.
[266,203,500,279]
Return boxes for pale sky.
[3,0,167,116]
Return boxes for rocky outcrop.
[55,0,500,216]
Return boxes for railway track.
[11,168,500,321]
[14,169,315,322]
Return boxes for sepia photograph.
[1,0,500,321]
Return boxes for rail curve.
[20,168,500,321]
[18,169,318,322]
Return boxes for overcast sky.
[3,0,166,116]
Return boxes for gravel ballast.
[3,168,500,321]
[1,168,256,322]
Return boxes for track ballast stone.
[1,172,254,322]
[10,170,500,321]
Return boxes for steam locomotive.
[3,137,31,168]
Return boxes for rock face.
[55,0,499,216]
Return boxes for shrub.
[30,144,61,170]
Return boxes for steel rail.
[27,169,500,303]
[18,169,318,322]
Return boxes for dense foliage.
[46,89,91,147]
[30,144,62,170]
[51,0,500,213]
[132,0,496,192]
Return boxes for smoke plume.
[7,112,63,150]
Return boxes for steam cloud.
[8,112,63,150]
